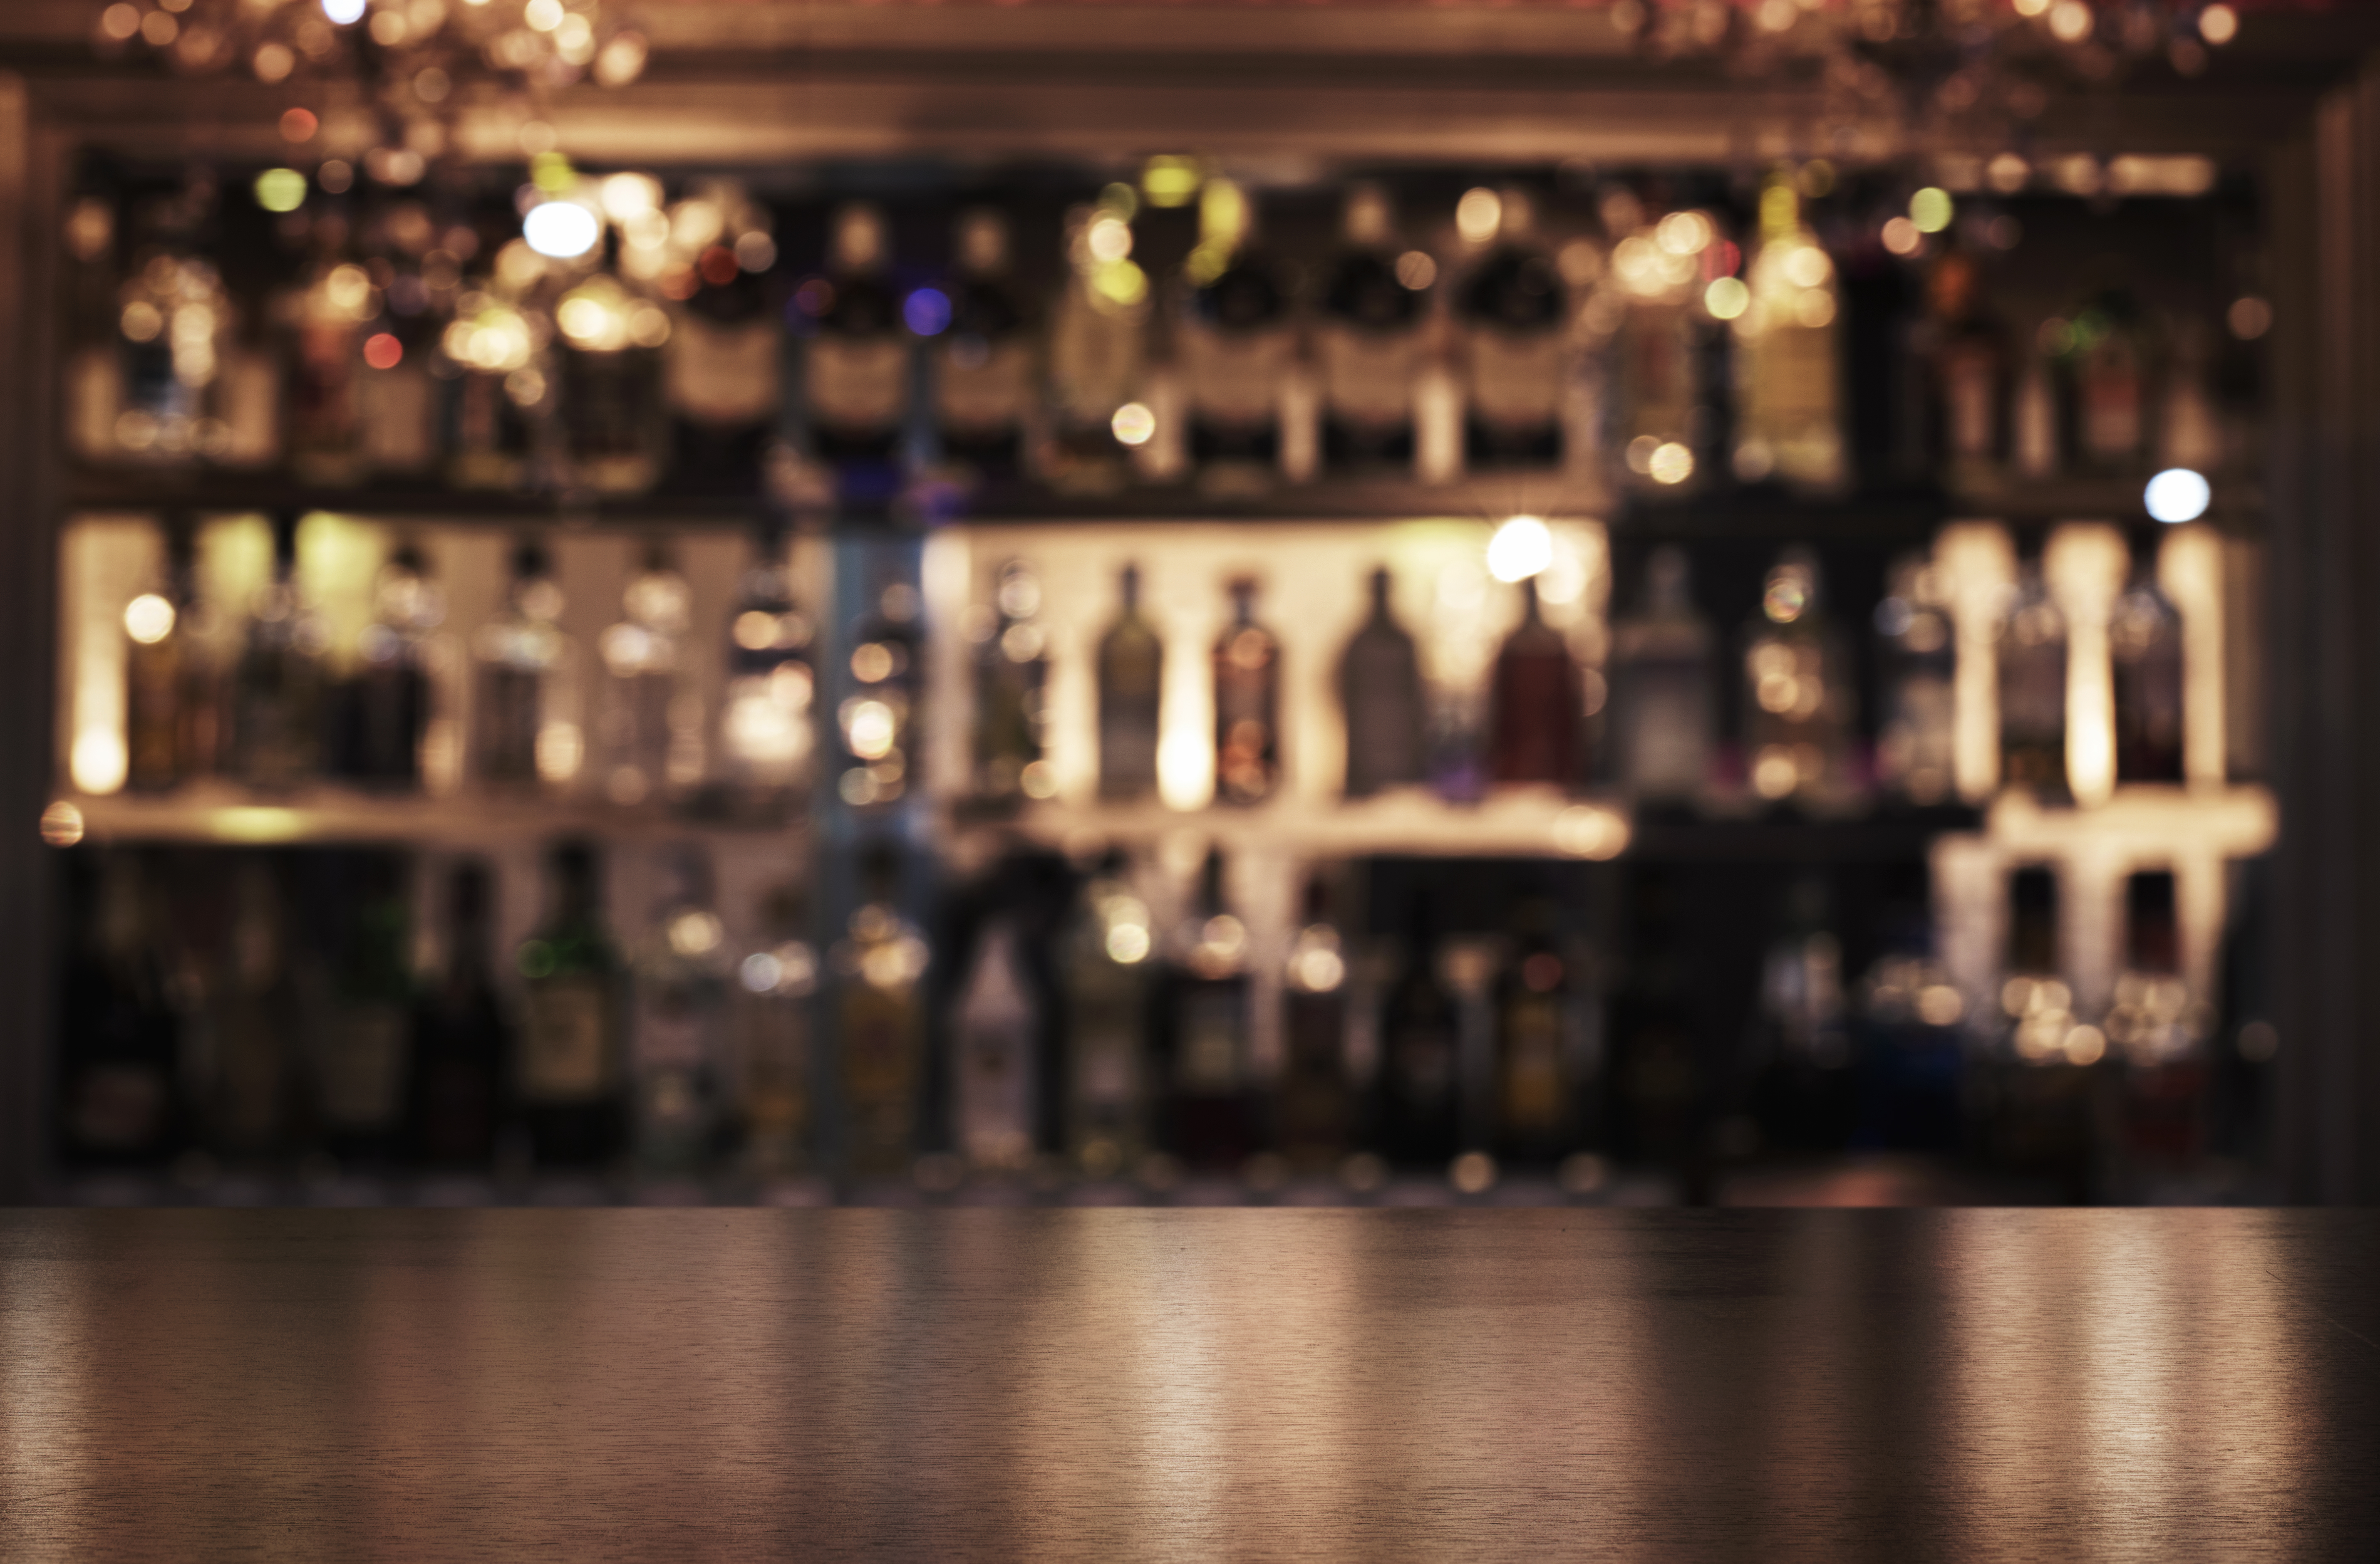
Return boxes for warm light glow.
[1882,217,1922,256]
[71,729,126,795]
[1704,276,1750,319]
[1655,210,1713,256]
[1486,515,1553,583]
[846,700,897,760]
[1909,187,1954,234]
[2228,296,2272,340]
[2048,0,2093,42]
[2199,2,2238,45]
[1455,187,1502,245]
[2144,468,2211,524]
[1649,442,1695,485]
[523,201,599,260]
[214,807,303,843]
[253,168,307,213]
[1111,402,1156,447]
[40,800,85,848]
[2063,1024,2107,1066]
[1396,250,1437,290]
[123,593,176,645]
[321,0,365,24]
[1449,1151,1498,1194]
[1554,805,1630,860]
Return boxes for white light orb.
[2144,468,2211,524]
[1487,515,1554,583]
[522,200,599,260]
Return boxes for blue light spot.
[903,288,952,337]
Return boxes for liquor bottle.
[225,513,327,792]
[1045,196,1152,493]
[556,249,669,495]
[836,574,923,810]
[1338,566,1426,798]
[1921,248,2011,485]
[1753,878,1851,1108]
[123,515,218,792]
[1874,552,1956,806]
[934,209,1034,481]
[355,270,439,478]
[57,850,182,1165]
[1064,850,1153,1178]
[206,856,295,1158]
[2108,870,2194,1069]
[1159,848,1255,1168]
[1373,897,1460,1170]
[731,884,816,1177]
[2157,319,2224,476]
[1460,187,1568,469]
[2013,335,2060,480]
[837,844,928,1177]
[2110,561,2185,784]
[62,184,126,464]
[1607,546,1715,802]
[315,855,414,1162]
[1732,176,1845,491]
[972,558,1052,807]
[805,203,909,470]
[1740,547,1853,805]
[2001,864,2076,1063]
[1180,181,1296,480]
[631,846,729,1175]
[409,861,508,1169]
[1495,896,1573,1163]
[1212,576,1282,807]
[283,234,372,485]
[1318,183,1428,471]
[595,543,695,809]
[331,542,439,790]
[516,841,629,1168]
[443,289,540,491]
[717,520,816,822]
[952,915,1041,1171]
[1488,576,1583,789]
[1607,187,1703,492]
[1276,873,1354,1174]
[109,180,237,466]
[1996,559,2069,799]
[665,219,781,492]
[2064,287,2151,474]
[1097,563,1163,802]
[473,538,574,790]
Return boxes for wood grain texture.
[2,1209,2376,1561]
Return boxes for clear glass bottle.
[1740,547,1853,805]
[332,542,441,791]
[409,861,508,1170]
[835,575,923,811]
[1460,186,1568,469]
[1732,176,1845,491]
[717,522,816,822]
[596,543,696,809]
[1488,576,1583,789]
[473,538,575,792]
[1277,873,1354,1175]
[836,844,929,1178]
[1064,849,1152,1179]
[123,515,216,793]
[442,285,541,492]
[1045,193,1153,493]
[555,248,671,495]
[972,559,1053,808]
[632,846,729,1176]
[1212,577,1282,807]
[731,884,816,1178]
[1996,560,2069,799]
[1608,546,1715,802]
[952,914,1042,1172]
[283,233,374,486]
[1160,847,1255,1169]
[1096,564,1163,802]
[1180,180,1295,482]
[1318,183,1428,473]
[1338,566,1426,798]
[226,513,328,793]
[806,203,910,470]
[516,841,629,1168]
[934,209,1035,482]
[1874,552,1956,806]
[2111,562,2185,784]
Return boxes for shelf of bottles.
[43,143,2278,1201]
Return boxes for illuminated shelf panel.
[59,788,808,850]
[946,789,1631,861]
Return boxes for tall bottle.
[732,884,816,1177]
[717,521,816,822]
[123,515,217,793]
[1097,564,1164,802]
[315,854,414,1163]
[1494,896,1574,1164]
[805,203,909,472]
[409,861,508,1169]
[226,513,327,792]
[2110,560,2184,784]
[283,229,372,486]
[1488,576,1583,789]
[1606,186,1704,492]
[1996,559,2069,799]
[57,850,183,1165]
[516,841,629,1168]
[1608,546,1714,802]
[2065,286,2152,475]
[1373,895,1460,1170]
[837,844,928,1177]
[1045,193,1151,493]
[1318,183,1428,472]
[1921,248,2011,485]
[206,856,295,1159]
[1180,180,1297,482]
[1740,547,1853,805]
[108,178,244,466]
[1212,576,1282,807]
[595,543,695,809]
[1874,552,1956,806]
[2002,865,2075,1062]
[474,538,575,791]
[1460,186,1568,469]
[972,558,1053,807]
[1339,566,1426,798]
[836,574,923,811]
[332,542,439,790]
[664,209,781,492]
[442,286,540,491]
[555,243,669,495]
[1733,176,1846,491]
[1064,850,1153,1179]
[1160,847,1256,1168]
[952,913,1042,1171]
[632,846,729,1175]
[62,185,126,465]
[1277,873,1354,1175]
[934,209,1034,481]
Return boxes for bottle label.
[521,977,614,1100]
[320,1002,409,1128]
[2080,348,2142,460]
[669,316,781,426]
[1501,1000,1564,1132]
[1178,989,1245,1091]
[807,336,908,431]
[935,338,1031,432]
[1183,323,1290,427]
[1943,349,1997,460]
[1469,329,1564,429]
[1318,325,1417,429]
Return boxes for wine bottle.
[1159,847,1255,1168]
[2064,287,2152,474]
[442,289,540,492]
[632,846,729,1175]
[1338,566,1426,798]
[1488,576,1583,789]
[838,844,927,1177]
[516,841,629,1169]
[934,209,1034,481]
[1874,552,1956,806]
[409,861,508,1169]
[61,184,125,464]
[595,543,696,809]
[315,854,414,1163]
[283,233,372,486]
[1922,248,2011,485]
[57,849,183,1165]
[555,247,669,495]
[1460,186,1568,469]
[1096,563,1163,802]
[1373,896,1460,1170]
[1494,895,1573,1163]
[2110,560,2185,784]
[1180,181,1296,482]
[972,558,1053,807]
[1608,546,1715,802]
[225,513,327,793]
[1740,547,1853,805]
[206,856,295,1158]
[1212,576,1282,807]
[1277,873,1354,1174]
[123,515,217,793]
[805,203,909,470]
[1045,196,1152,493]
[109,178,237,467]
[1996,559,2069,799]
[731,884,816,1178]
[836,574,923,811]
[664,218,781,492]
[473,538,575,791]
[1732,177,1845,491]
[952,915,1041,1171]
[717,520,816,822]
[1064,850,1152,1178]
[332,542,439,790]
[1318,183,1428,472]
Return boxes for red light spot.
[363,332,404,370]
[699,245,740,287]
[280,107,319,143]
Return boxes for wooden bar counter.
[3,1208,2376,1558]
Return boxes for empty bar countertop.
[2,1208,2377,1560]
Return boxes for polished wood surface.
[3,1209,2376,1559]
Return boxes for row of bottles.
[63,160,2254,501]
